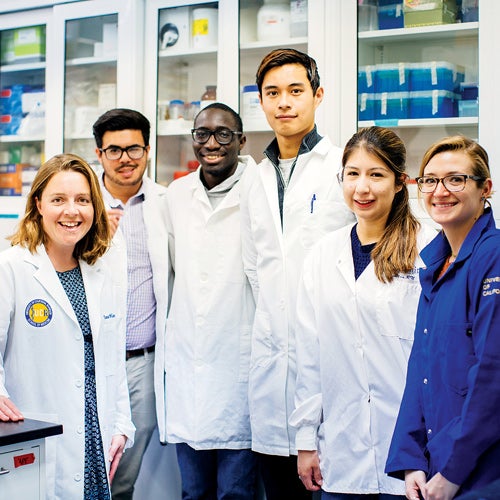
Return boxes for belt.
[126,345,155,360]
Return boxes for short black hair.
[194,102,243,133]
[93,108,151,148]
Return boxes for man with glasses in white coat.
[93,108,169,500]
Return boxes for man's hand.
[297,449,323,491]
[108,434,127,484]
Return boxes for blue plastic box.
[358,65,376,94]
[378,3,404,30]
[458,99,478,117]
[375,63,410,93]
[376,91,409,120]
[409,90,457,118]
[410,61,464,92]
[358,93,377,121]
[460,82,478,100]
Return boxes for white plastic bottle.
[257,0,291,42]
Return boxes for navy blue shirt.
[386,208,500,493]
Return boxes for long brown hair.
[10,153,111,265]
[342,126,420,283]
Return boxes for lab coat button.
[74,473,82,481]
[77,426,83,434]
[423,378,428,384]
[75,379,82,388]
[200,273,208,282]
[279,299,285,310]
[423,328,428,334]
[427,428,432,435]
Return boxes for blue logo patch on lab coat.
[25,299,53,327]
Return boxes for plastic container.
[409,61,464,92]
[290,0,308,37]
[358,93,377,121]
[409,90,457,118]
[358,65,376,94]
[458,99,478,117]
[159,6,190,51]
[378,3,404,29]
[192,7,218,49]
[242,84,266,126]
[358,0,378,31]
[376,91,409,120]
[461,0,478,22]
[257,0,291,42]
[200,85,216,109]
[168,99,184,120]
[460,82,478,100]
[375,63,410,93]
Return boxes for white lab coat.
[290,223,437,493]
[0,244,135,500]
[100,176,170,442]
[164,158,255,449]
[240,136,355,455]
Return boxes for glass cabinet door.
[51,0,144,167]
[238,0,309,163]
[146,0,224,185]
[62,13,118,165]
[357,0,479,178]
[0,15,49,195]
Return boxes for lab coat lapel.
[28,247,79,326]
[259,164,284,248]
[80,260,105,342]
[336,234,357,294]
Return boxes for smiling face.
[192,107,245,189]
[96,129,149,200]
[259,63,323,153]
[421,150,491,236]
[342,148,402,230]
[36,170,94,255]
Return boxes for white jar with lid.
[257,0,291,42]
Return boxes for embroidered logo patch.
[25,299,53,327]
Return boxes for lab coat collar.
[26,245,106,339]
[263,125,323,167]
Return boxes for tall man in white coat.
[239,49,355,500]
[163,103,258,499]
[93,108,169,500]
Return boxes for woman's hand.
[297,449,323,491]
[0,396,24,422]
[422,472,460,500]
[108,434,127,484]
[405,469,426,499]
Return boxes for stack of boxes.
[359,61,465,121]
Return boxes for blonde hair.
[419,135,491,198]
[10,153,111,265]
[342,126,420,283]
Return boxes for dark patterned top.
[351,225,376,280]
[57,266,110,500]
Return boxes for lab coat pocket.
[251,309,273,369]
[441,322,475,396]
[300,200,340,250]
[376,278,421,340]
[238,326,252,382]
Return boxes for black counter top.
[0,418,63,447]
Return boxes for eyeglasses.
[99,145,147,161]
[191,128,242,145]
[416,174,484,193]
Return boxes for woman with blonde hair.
[0,153,134,499]
[291,126,436,499]
[386,136,500,500]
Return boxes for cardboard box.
[13,26,46,62]
[0,163,23,195]
[403,0,457,27]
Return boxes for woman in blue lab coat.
[386,136,500,500]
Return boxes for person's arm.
[289,254,323,490]
[239,166,260,302]
[108,434,127,484]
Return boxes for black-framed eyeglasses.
[415,174,484,193]
[99,145,147,161]
[191,128,242,145]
